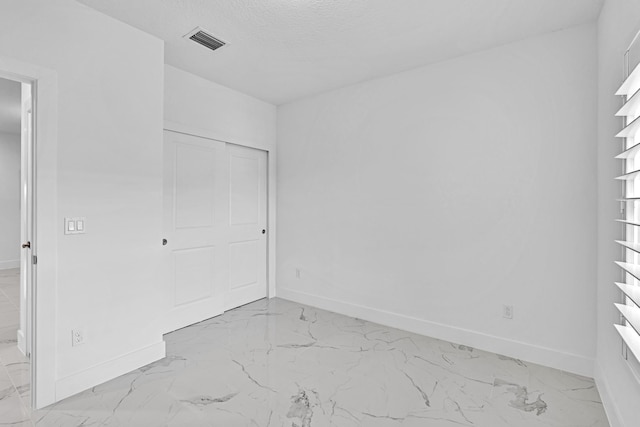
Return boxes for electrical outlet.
[72,329,85,346]
[502,305,514,320]
[295,268,301,279]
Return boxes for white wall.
[0,131,20,269]
[0,0,165,406]
[164,65,276,150]
[596,2,640,426]
[277,24,598,376]
[164,65,278,297]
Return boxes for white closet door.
[162,130,228,333]
[225,144,268,311]
[163,131,268,332]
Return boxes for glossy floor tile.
[0,268,32,427]
[19,297,609,426]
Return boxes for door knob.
[162,238,168,246]
[261,229,266,234]
[21,242,30,249]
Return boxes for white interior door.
[19,82,33,357]
[225,144,268,311]
[162,131,228,333]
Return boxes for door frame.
[163,120,276,300]
[0,55,58,409]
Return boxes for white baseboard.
[277,288,594,377]
[55,341,166,402]
[594,362,623,427]
[0,260,19,270]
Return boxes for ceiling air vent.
[185,27,226,52]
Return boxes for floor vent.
[185,27,226,52]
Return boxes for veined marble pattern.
[5,296,609,426]
[0,268,32,427]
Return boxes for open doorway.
[0,75,32,409]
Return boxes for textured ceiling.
[0,77,21,134]
[78,0,604,105]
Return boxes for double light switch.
[65,217,86,235]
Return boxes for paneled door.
[163,131,268,332]
[225,144,268,310]
[162,130,228,333]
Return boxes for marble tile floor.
[0,268,32,426]
[3,295,609,426]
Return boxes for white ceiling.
[79,0,604,105]
[0,77,21,134]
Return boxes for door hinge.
[32,255,37,265]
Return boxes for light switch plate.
[64,217,86,235]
